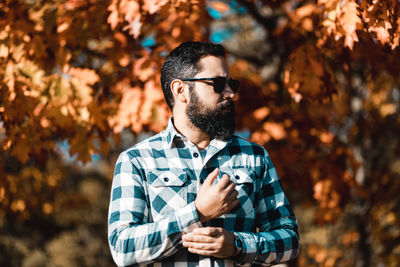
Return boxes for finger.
[226,190,239,202]
[182,241,215,251]
[193,227,221,236]
[224,182,237,193]
[229,198,240,210]
[182,234,214,243]
[217,174,232,189]
[204,168,219,186]
[187,247,216,256]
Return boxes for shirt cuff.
[231,232,258,265]
[176,202,203,234]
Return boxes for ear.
[170,79,188,104]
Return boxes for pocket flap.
[220,168,253,184]
[148,171,188,187]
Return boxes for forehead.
[196,55,229,77]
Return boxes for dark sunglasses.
[181,77,240,94]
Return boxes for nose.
[223,83,236,99]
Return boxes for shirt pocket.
[221,168,256,217]
[147,170,189,221]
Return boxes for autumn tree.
[0,0,210,218]
[219,0,400,266]
[1,0,400,266]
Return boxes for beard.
[186,90,236,141]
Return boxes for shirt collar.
[164,117,231,149]
[164,117,184,148]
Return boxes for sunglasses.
[181,77,240,94]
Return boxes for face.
[185,56,237,140]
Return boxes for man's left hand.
[182,227,236,258]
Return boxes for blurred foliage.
[0,156,116,266]
[1,0,400,266]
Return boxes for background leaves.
[1,0,400,266]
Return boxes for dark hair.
[161,41,226,110]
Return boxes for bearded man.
[108,42,299,267]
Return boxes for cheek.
[198,92,219,106]
[191,86,220,108]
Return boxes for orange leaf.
[253,107,270,121]
[340,0,362,49]
[370,24,391,45]
[143,0,168,15]
[68,67,99,85]
[123,15,142,38]
[262,122,286,140]
[295,4,316,19]
[107,2,120,29]
[209,1,230,13]
[111,86,143,133]
[119,0,140,22]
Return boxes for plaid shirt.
[108,118,299,267]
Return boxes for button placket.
[188,146,204,192]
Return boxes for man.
[108,42,299,267]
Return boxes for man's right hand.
[194,168,239,223]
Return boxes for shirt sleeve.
[108,152,202,267]
[233,151,300,266]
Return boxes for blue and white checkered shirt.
[108,118,299,267]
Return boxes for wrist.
[194,201,208,223]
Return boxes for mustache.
[218,99,234,110]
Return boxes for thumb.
[204,168,219,186]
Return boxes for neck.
[172,111,210,149]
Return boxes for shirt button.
[235,175,240,180]
[164,177,169,182]
[193,152,199,158]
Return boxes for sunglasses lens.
[228,79,240,93]
[212,77,240,93]
[213,77,226,93]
